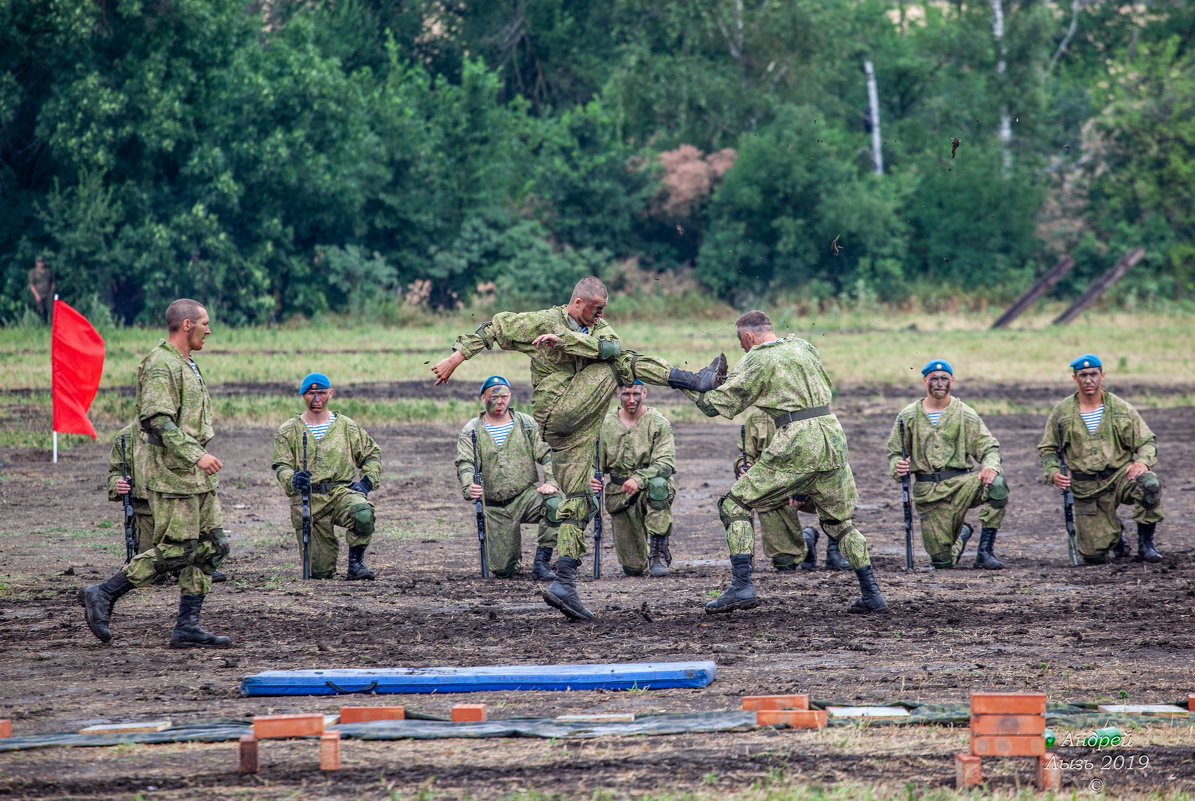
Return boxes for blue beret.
[1070,353,1102,371]
[299,372,331,394]
[631,379,645,386]
[480,375,510,396]
[921,360,953,377]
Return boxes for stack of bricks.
[957,692,1059,791]
[241,713,340,773]
[742,694,827,729]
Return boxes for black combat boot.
[705,554,759,614]
[649,534,672,577]
[170,594,231,648]
[848,566,889,614]
[346,545,375,580]
[1112,523,1131,558]
[1136,522,1162,563]
[824,537,850,570]
[78,573,135,643]
[954,523,974,565]
[667,353,728,392]
[212,571,227,582]
[542,557,594,621]
[532,546,557,581]
[799,527,819,571]
[974,527,1005,569]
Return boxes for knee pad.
[647,476,670,510]
[987,474,1009,509]
[1137,472,1161,508]
[718,491,753,530]
[772,555,798,571]
[597,338,621,361]
[930,552,954,569]
[351,504,375,537]
[544,494,564,526]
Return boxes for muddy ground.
[0,385,1193,799]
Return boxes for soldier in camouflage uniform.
[1038,353,1163,564]
[456,375,559,580]
[108,422,154,555]
[734,409,851,572]
[27,255,55,322]
[432,276,727,620]
[591,381,676,577]
[886,360,1009,570]
[80,299,231,648]
[273,372,380,580]
[680,310,889,615]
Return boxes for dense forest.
[1,0,1192,324]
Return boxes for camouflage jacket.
[455,410,553,502]
[689,337,847,472]
[453,305,620,429]
[886,396,1001,481]
[599,407,675,497]
[136,339,216,494]
[1038,389,1157,497]
[107,422,149,502]
[272,412,382,499]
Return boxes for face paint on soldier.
[483,386,511,419]
[1072,367,1104,400]
[923,371,953,400]
[569,296,607,327]
[304,387,333,413]
[184,309,211,352]
[619,385,646,415]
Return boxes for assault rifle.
[899,418,914,570]
[471,429,490,579]
[593,440,603,580]
[1057,423,1080,567]
[737,424,748,478]
[301,432,311,580]
[120,434,136,563]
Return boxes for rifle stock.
[471,429,490,579]
[899,419,914,569]
[593,440,603,580]
[1057,422,1080,566]
[301,432,311,580]
[120,434,136,563]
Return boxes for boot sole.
[542,591,594,621]
[847,603,890,615]
[170,639,232,649]
[346,574,376,580]
[704,598,760,614]
[77,588,112,643]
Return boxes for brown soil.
[1,403,1193,800]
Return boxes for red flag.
[52,299,106,439]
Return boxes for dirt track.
[0,400,1193,799]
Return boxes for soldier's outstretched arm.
[679,361,759,419]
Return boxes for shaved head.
[165,299,206,333]
[570,277,608,304]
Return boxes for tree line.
[1,0,1192,325]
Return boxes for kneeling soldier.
[1038,353,1163,564]
[887,360,1008,569]
[272,372,380,580]
[455,376,559,579]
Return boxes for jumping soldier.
[591,381,676,577]
[1038,353,1163,565]
[678,310,889,615]
[272,372,380,580]
[886,359,1009,570]
[455,375,559,579]
[735,408,851,572]
[431,276,727,620]
[80,299,232,647]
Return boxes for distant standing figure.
[27,255,55,322]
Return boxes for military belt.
[485,494,519,508]
[1070,466,1119,482]
[312,480,351,494]
[913,468,971,483]
[609,475,631,486]
[772,405,832,429]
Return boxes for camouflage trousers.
[758,504,809,565]
[131,497,156,555]
[482,484,556,578]
[123,490,228,596]
[912,472,1005,563]
[1073,465,1164,559]
[722,460,870,570]
[289,486,374,579]
[605,484,674,575]
[541,355,674,560]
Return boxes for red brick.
[0,720,11,738]
[238,735,259,774]
[252,713,325,739]
[741,695,810,711]
[970,714,1046,736]
[319,731,340,771]
[451,703,487,722]
[970,693,1046,716]
[971,735,1046,757]
[756,709,827,729]
[955,753,983,788]
[339,706,405,724]
[1036,755,1061,791]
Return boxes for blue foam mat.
[241,661,717,696]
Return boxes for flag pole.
[52,294,58,464]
